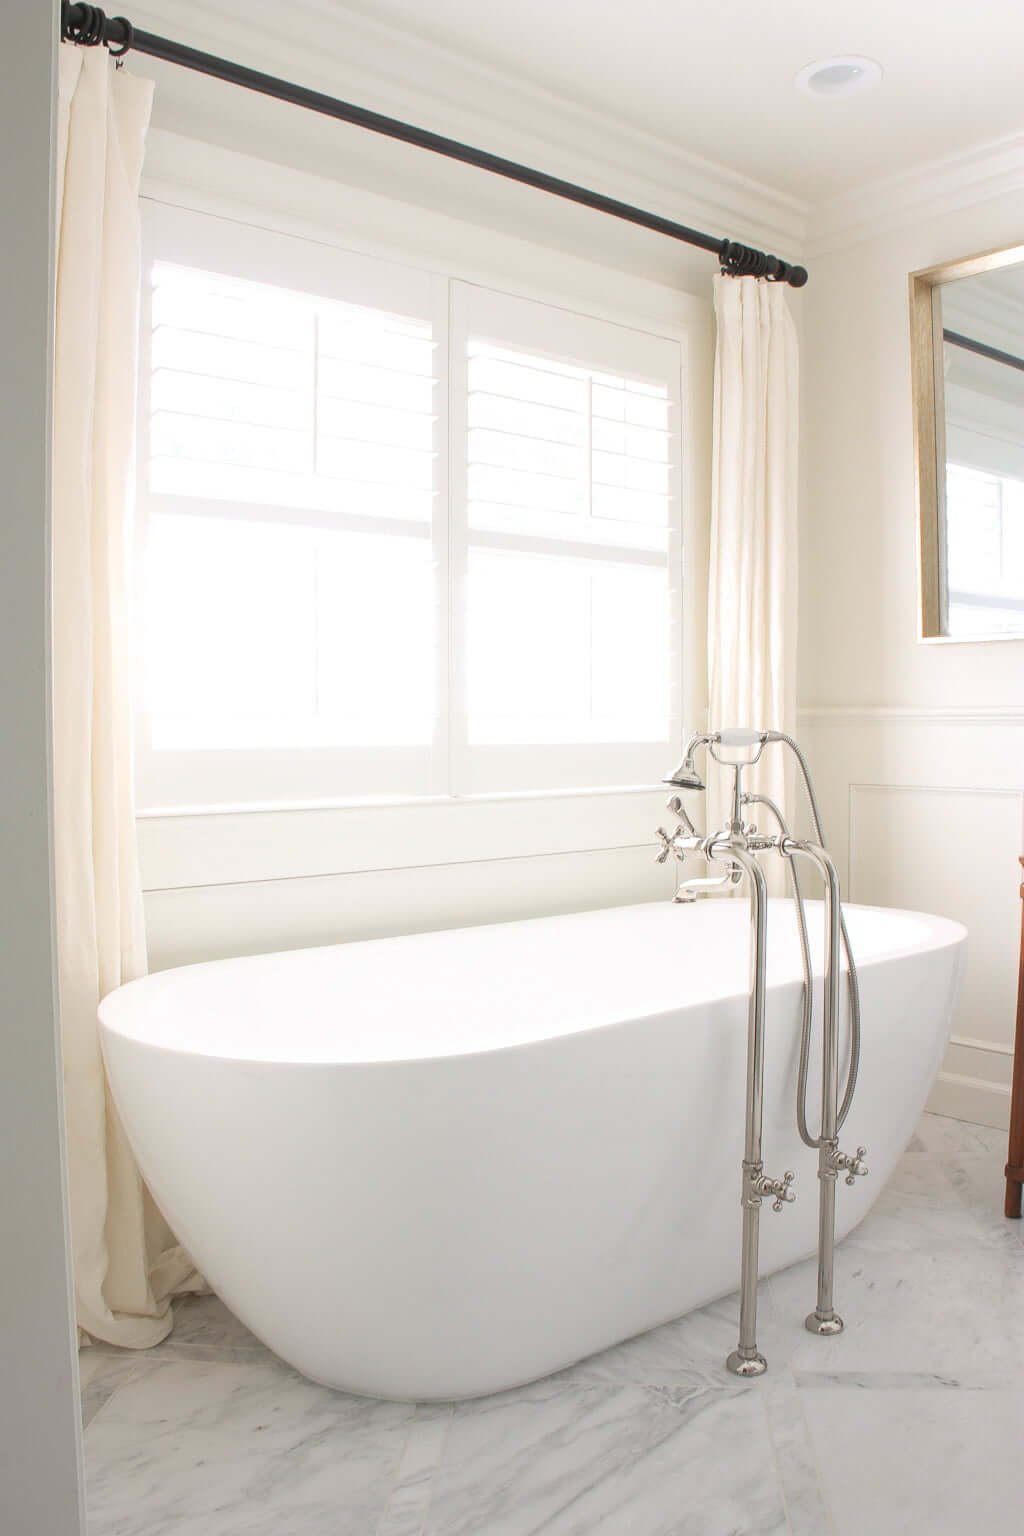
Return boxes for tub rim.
[97,899,967,1071]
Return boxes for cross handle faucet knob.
[655,826,674,864]
[769,1170,797,1212]
[831,1145,869,1184]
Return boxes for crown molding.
[125,0,807,261]
[806,130,1024,258]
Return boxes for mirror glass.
[913,248,1024,640]
[939,266,1024,636]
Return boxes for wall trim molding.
[798,704,1024,728]
[848,781,1023,799]
[135,782,665,823]
[806,128,1024,257]
[928,1070,1011,1132]
[950,1033,1014,1058]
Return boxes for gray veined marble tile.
[84,1357,415,1535]
[916,1113,1006,1163]
[800,1385,1024,1536]
[422,1377,789,1536]
[78,1114,1024,1536]
[761,1376,834,1536]
[837,1116,1012,1259]
[77,1349,147,1429]
[933,1164,1024,1256]
[765,1237,1024,1375]
[843,1170,1012,1257]
[911,1115,1016,1236]
[563,1286,796,1393]
[792,1369,1012,1391]
[99,1505,363,1536]
[376,1403,454,1536]
[870,1137,962,1209]
[159,1292,273,1364]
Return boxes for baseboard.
[927,1071,1011,1132]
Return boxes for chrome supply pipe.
[657,727,866,1376]
[716,841,794,1378]
[741,792,816,1133]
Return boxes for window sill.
[135,782,668,821]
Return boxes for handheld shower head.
[663,734,710,791]
[664,761,706,791]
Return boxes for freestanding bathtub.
[99,897,964,1400]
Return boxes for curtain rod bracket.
[60,2,809,289]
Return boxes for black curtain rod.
[943,328,1024,375]
[61,2,808,289]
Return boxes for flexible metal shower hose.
[745,733,861,1146]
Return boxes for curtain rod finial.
[720,240,809,288]
[62,3,133,55]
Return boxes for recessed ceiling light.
[794,55,883,98]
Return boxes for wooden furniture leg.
[1005,857,1024,1218]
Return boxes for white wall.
[800,178,1024,1129]
[0,4,85,1533]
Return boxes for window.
[945,463,1024,635]
[135,205,683,809]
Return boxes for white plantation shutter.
[135,206,445,808]
[452,283,682,794]
[149,264,438,519]
[134,207,683,810]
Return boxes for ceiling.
[324,0,1024,202]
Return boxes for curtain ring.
[62,3,103,46]
[107,16,134,57]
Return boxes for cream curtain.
[706,274,799,868]
[54,48,199,1348]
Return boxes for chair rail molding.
[798,703,1024,728]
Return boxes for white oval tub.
[99,898,965,1400]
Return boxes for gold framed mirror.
[911,243,1024,641]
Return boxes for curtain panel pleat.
[53,47,200,1348]
[707,275,799,875]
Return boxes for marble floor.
[80,1113,1024,1536]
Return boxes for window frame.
[133,200,687,814]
